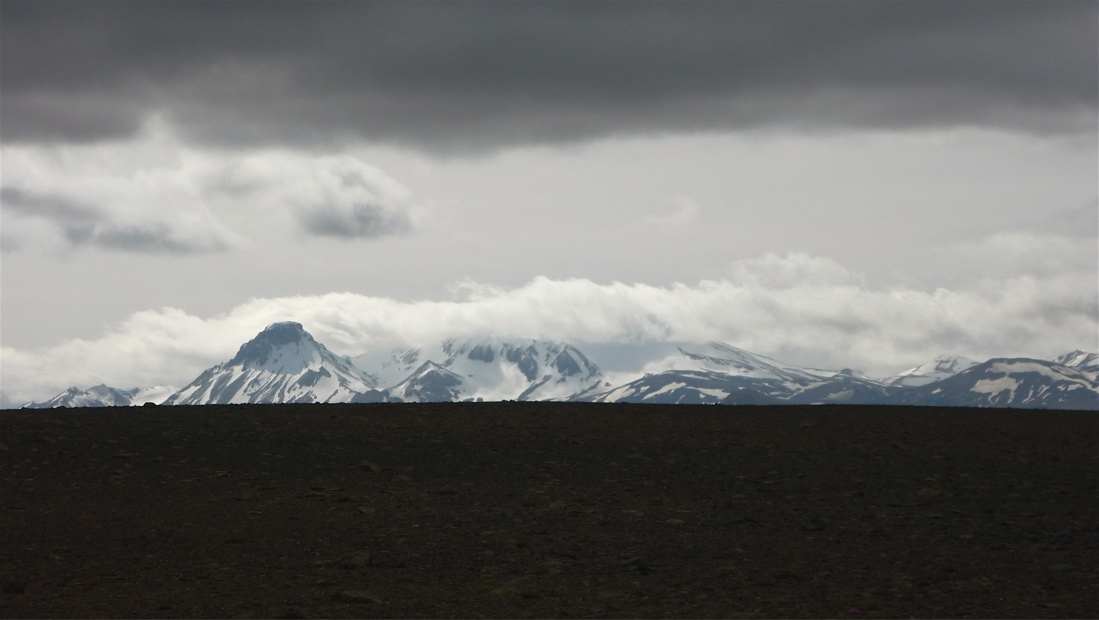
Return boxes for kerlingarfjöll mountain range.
[20,322,1099,410]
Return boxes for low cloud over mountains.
[2,250,1095,409]
[20,322,1098,410]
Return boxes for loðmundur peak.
[257,321,308,343]
[229,322,315,366]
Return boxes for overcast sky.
[2,1,1097,406]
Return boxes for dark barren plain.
[1,403,1096,619]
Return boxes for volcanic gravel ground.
[1,403,1096,618]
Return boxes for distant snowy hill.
[589,369,765,405]
[885,355,980,388]
[893,358,1099,410]
[384,361,467,403]
[163,322,376,405]
[785,370,895,405]
[589,343,895,406]
[719,387,786,406]
[1052,350,1099,379]
[131,385,178,405]
[22,384,176,409]
[638,342,832,384]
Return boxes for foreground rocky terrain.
[1,403,1096,618]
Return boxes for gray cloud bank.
[3,1,1095,151]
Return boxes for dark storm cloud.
[298,202,414,239]
[61,220,227,254]
[2,1,1095,150]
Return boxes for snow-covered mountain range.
[584,342,897,406]
[18,324,1099,410]
[351,336,603,403]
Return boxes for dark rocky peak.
[502,343,540,381]
[551,346,600,379]
[467,343,495,363]
[255,321,309,345]
[933,356,968,373]
[229,321,315,366]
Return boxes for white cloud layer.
[3,252,1094,406]
[210,152,425,239]
[0,135,425,253]
[0,153,247,254]
[727,252,858,289]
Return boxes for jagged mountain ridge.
[353,335,603,402]
[18,322,1099,410]
[22,384,176,409]
[890,358,1099,410]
